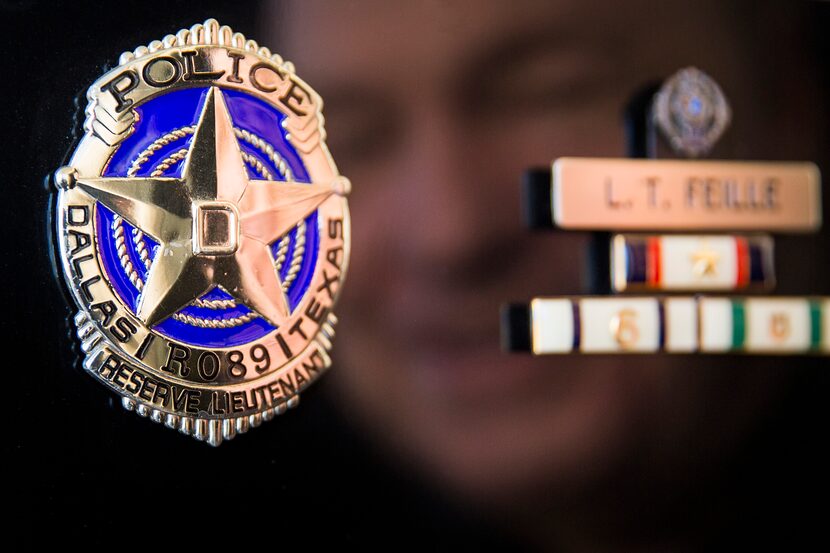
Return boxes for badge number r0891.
[53,20,351,445]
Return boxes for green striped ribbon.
[731,300,746,350]
[810,300,822,351]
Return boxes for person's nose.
[391,109,523,287]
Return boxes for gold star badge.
[54,19,352,445]
[75,88,343,327]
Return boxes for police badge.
[652,67,732,158]
[53,20,351,445]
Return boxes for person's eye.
[466,47,611,120]
[323,99,400,167]
[327,112,394,165]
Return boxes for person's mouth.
[395,296,584,409]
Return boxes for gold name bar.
[552,157,822,232]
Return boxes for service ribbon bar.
[612,234,775,292]
[521,296,829,354]
[552,158,821,232]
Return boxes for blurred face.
[269,0,786,505]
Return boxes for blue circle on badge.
[95,87,319,348]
